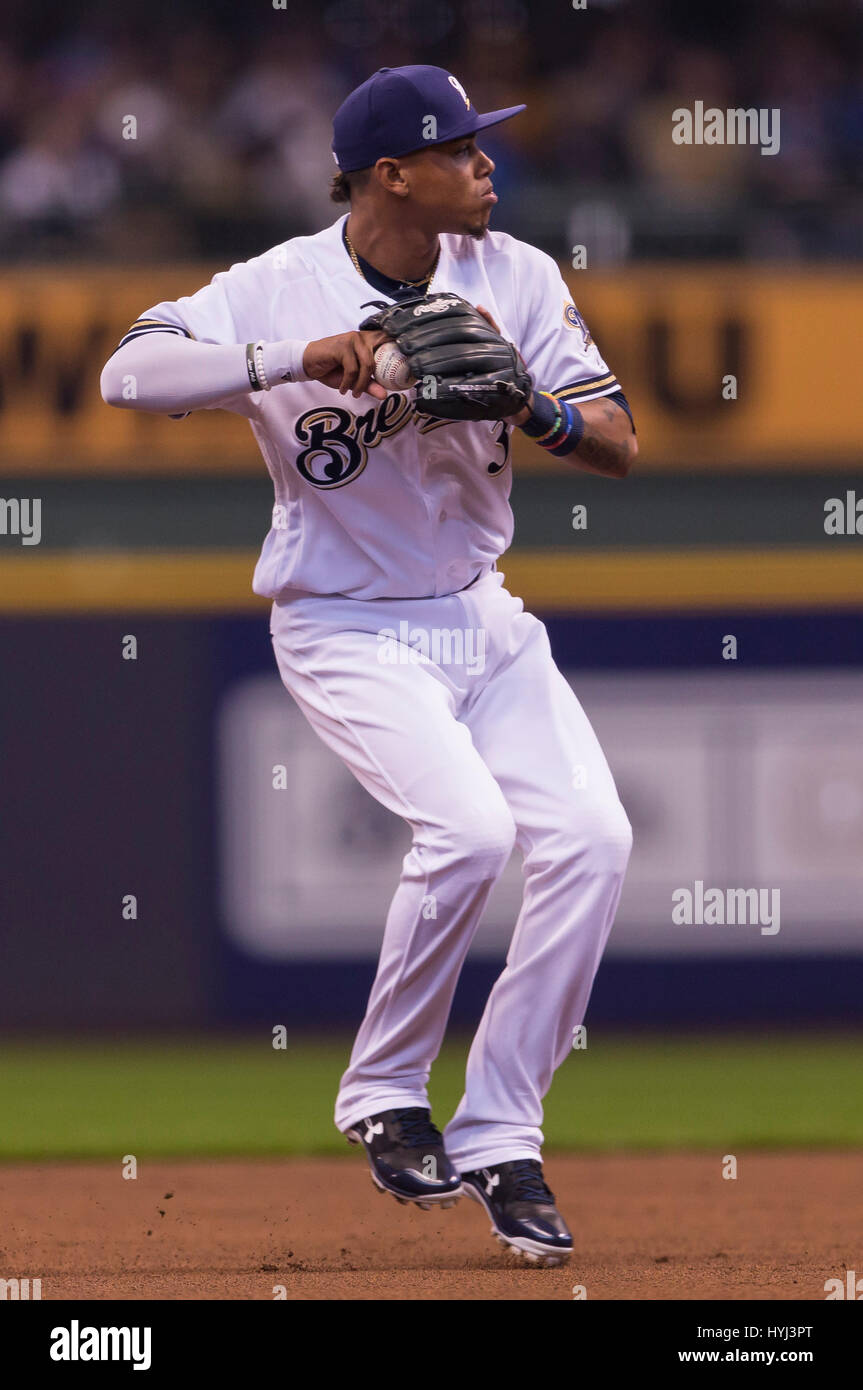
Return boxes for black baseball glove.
[360,292,532,422]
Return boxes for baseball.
[373,339,415,391]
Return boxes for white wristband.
[260,338,310,386]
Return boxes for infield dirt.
[3,1152,860,1300]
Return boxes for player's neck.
[345,212,440,286]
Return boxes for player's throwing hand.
[303,329,390,399]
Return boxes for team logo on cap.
[448,74,470,110]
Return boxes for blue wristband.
[521,392,584,454]
[519,390,560,439]
[548,399,585,456]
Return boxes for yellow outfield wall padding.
[0,548,862,613]
[0,266,860,472]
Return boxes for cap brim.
[339,103,527,170]
[472,103,526,133]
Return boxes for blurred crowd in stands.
[0,0,860,263]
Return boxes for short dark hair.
[329,167,372,203]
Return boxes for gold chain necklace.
[345,230,440,290]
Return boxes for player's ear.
[375,157,410,198]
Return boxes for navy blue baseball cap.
[332,65,525,173]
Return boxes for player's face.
[404,137,497,238]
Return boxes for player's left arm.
[496,246,638,478]
[474,302,635,478]
[509,388,636,478]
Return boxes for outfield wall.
[2,610,861,1031]
[0,266,859,473]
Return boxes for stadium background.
[1,0,861,1286]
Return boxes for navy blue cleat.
[345,1108,463,1209]
[461,1159,573,1266]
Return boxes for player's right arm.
[100,254,389,415]
[100,325,388,414]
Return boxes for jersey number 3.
[488,420,511,475]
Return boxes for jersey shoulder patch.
[563,301,593,349]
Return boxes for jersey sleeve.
[515,247,621,405]
[117,256,274,417]
[139,254,273,346]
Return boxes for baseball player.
[101,65,636,1268]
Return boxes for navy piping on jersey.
[111,318,194,419]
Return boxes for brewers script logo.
[293,397,510,487]
[448,74,470,110]
[294,395,414,487]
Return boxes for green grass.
[1,1032,861,1160]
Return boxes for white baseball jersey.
[141,213,621,601]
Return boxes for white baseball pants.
[269,569,632,1171]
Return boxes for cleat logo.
[363,1118,384,1143]
[481,1169,500,1197]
